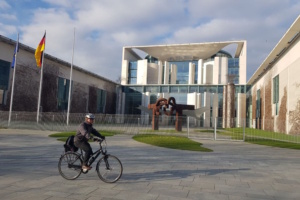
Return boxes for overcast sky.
[0,0,299,82]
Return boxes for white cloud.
[0,0,10,9]
[0,23,16,35]
[0,0,299,81]
[42,0,74,7]
[0,13,17,21]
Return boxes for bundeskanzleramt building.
[118,15,300,134]
[118,41,248,128]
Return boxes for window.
[228,58,239,84]
[256,89,261,118]
[189,86,198,93]
[145,86,159,93]
[179,86,188,93]
[97,89,106,113]
[150,95,157,104]
[125,93,142,114]
[170,86,179,93]
[169,60,198,84]
[57,77,70,111]
[128,61,137,84]
[0,59,10,105]
[161,86,169,93]
[0,60,10,90]
[273,75,279,115]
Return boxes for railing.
[1,111,299,144]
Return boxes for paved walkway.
[0,129,300,200]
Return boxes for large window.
[57,77,70,111]
[97,89,106,113]
[273,75,279,115]
[125,93,142,114]
[0,60,10,105]
[169,61,198,84]
[228,58,239,84]
[0,60,10,90]
[128,61,137,84]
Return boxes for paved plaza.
[0,128,300,200]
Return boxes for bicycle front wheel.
[96,155,123,183]
[58,152,82,180]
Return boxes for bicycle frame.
[78,140,108,167]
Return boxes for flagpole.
[8,33,19,126]
[37,31,46,123]
[67,28,75,126]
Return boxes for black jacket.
[75,122,104,142]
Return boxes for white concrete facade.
[247,15,300,134]
[121,41,247,86]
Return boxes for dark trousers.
[74,140,92,166]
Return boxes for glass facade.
[228,58,239,84]
[124,92,142,115]
[168,61,198,84]
[122,50,246,127]
[145,86,159,93]
[145,55,158,64]
[128,61,137,84]
[121,84,246,115]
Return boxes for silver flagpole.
[8,33,19,126]
[37,31,46,123]
[67,28,75,126]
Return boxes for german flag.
[35,33,46,67]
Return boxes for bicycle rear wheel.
[58,152,82,180]
[96,155,123,183]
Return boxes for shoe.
[82,165,92,170]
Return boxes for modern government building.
[118,40,247,129]
[1,15,300,134]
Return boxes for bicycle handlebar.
[92,136,105,143]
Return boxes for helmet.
[85,113,95,119]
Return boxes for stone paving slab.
[0,128,300,199]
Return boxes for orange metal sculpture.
[148,97,194,131]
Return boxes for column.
[164,61,169,84]
[198,59,203,84]
[170,64,177,84]
[189,62,195,84]
[226,83,235,128]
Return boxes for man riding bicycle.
[74,113,105,170]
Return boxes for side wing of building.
[0,35,117,114]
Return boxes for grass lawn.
[245,138,300,150]
[49,128,300,151]
[139,129,187,134]
[133,134,212,152]
[221,128,300,150]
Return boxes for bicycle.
[58,137,123,183]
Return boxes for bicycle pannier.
[64,135,78,152]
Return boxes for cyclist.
[74,113,105,170]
